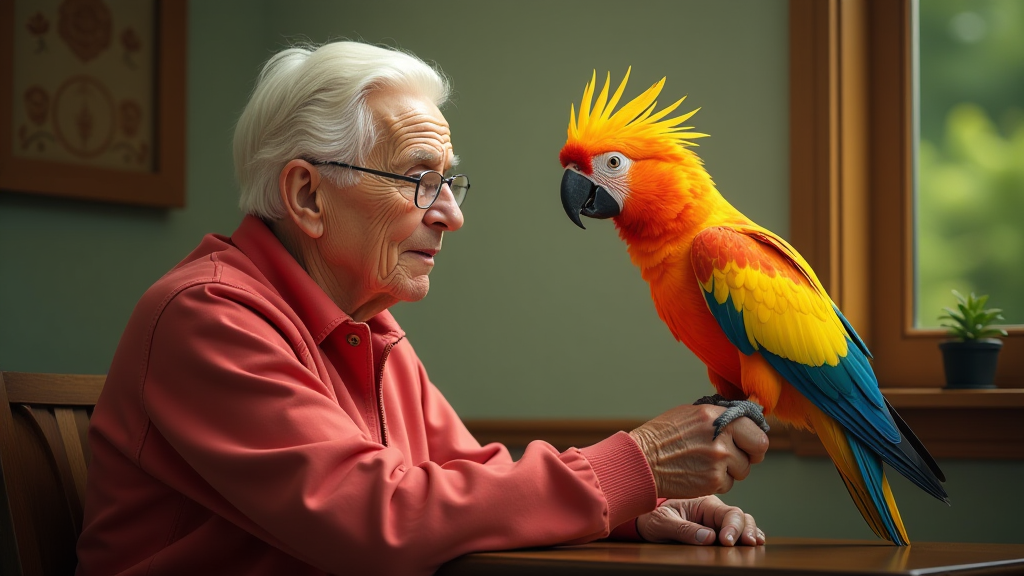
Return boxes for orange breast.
[646,256,742,388]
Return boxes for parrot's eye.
[594,152,630,178]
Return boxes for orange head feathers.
[558,69,721,237]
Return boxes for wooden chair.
[0,372,104,576]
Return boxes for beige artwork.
[12,0,156,172]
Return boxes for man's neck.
[268,219,396,323]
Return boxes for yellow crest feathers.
[567,67,709,149]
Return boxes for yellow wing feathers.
[694,227,850,367]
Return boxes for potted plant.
[937,290,1008,389]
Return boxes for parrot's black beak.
[560,169,620,230]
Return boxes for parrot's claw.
[693,394,729,406]
[693,397,771,439]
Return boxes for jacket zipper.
[375,339,399,446]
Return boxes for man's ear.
[279,159,325,239]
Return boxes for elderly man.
[76,42,768,576]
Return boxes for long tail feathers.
[811,410,910,545]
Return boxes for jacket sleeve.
[415,363,657,543]
[142,283,657,576]
[415,361,515,467]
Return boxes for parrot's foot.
[693,394,729,406]
[693,396,771,439]
[713,401,770,439]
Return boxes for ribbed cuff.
[580,431,658,531]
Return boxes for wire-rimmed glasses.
[312,160,469,209]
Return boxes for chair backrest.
[0,372,104,576]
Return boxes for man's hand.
[637,496,765,546]
[629,404,769,498]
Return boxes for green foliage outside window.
[916,0,1024,327]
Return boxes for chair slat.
[0,380,45,576]
[74,409,93,467]
[55,407,90,512]
[21,406,84,535]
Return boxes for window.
[789,0,1021,388]
[916,0,1024,328]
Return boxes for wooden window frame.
[789,0,1022,388]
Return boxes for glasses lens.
[450,175,470,206]
[417,171,443,208]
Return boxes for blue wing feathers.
[848,432,908,545]
[702,289,756,355]
[702,282,947,503]
[761,346,946,502]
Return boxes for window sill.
[464,389,1024,460]
[775,387,1024,459]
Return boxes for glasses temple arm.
[314,161,421,185]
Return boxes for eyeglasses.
[312,160,469,209]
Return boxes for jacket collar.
[230,215,404,344]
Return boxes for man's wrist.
[628,427,661,496]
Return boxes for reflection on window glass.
[916,0,1024,328]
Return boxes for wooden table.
[436,538,1024,575]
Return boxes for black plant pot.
[939,338,1003,389]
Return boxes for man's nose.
[425,182,464,231]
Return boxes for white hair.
[233,42,451,220]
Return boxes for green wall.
[1,0,1020,545]
[304,0,794,419]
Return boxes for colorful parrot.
[557,69,947,545]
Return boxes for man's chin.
[394,276,430,304]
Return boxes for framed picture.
[0,0,186,208]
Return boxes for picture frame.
[0,0,186,208]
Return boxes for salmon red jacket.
[76,216,657,575]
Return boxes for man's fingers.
[717,473,735,494]
[675,520,717,546]
[646,499,764,547]
[716,506,747,547]
[644,507,717,545]
[639,506,716,545]
[725,448,751,482]
[741,513,764,546]
[726,417,769,464]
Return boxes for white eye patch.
[589,152,632,209]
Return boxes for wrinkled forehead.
[369,89,453,164]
